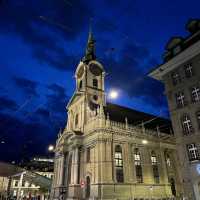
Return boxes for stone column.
[159,149,169,184]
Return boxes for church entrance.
[85,176,90,198]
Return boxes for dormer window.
[93,79,98,88]
[171,72,181,85]
[185,63,193,78]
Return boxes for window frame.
[191,86,200,103]
[134,148,143,183]
[184,63,193,78]
[175,92,186,108]
[93,79,98,88]
[187,143,200,161]
[115,145,124,183]
[171,71,181,85]
[181,114,193,135]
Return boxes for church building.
[51,31,182,200]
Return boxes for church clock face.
[89,63,102,76]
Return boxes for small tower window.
[93,79,98,88]
[79,80,83,89]
[75,114,79,127]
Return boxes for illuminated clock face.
[89,63,102,76]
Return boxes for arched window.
[151,151,159,183]
[115,145,124,183]
[86,176,90,198]
[93,79,98,88]
[134,148,143,183]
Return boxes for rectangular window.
[185,63,193,78]
[191,86,200,103]
[187,143,200,161]
[93,79,98,88]
[181,115,193,135]
[171,72,181,85]
[135,165,143,183]
[176,92,186,108]
[115,152,123,167]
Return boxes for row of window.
[79,79,98,89]
[171,63,194,86]
[175,86,200,108]
[187,143,200,161]
[114,145,171,184]
[181,112,200,135]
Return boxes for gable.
[67,92,83,109]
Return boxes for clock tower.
[66,30,106,132]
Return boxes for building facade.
[10,158,54,200]
[149,19,200,200]
[51,31,182,200]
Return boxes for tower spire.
[82,22,96,64]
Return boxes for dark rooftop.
[104,103,172,134]
[163,19,200,63]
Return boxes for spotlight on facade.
[48,145,54,152]
[108,90,118,99]
[142,140,148,144]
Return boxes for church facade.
[51,32,182,200]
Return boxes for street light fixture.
[48,145,54,152]
[108,90,118,99]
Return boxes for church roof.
[104,103,172,134]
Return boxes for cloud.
[103,41,167,109]
[13,76,39,97]
[0,0,92,71]
[33,48,78,71]
[0,112,57,162]
[46,84,69,114]
[0,96,18,111]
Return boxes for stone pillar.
[159,149,169,184]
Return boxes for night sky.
[0,0,200,162]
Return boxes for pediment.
[67,92,83,108]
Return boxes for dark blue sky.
[0,0,200,162]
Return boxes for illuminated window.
[176,92,186,108]
[93,79,98,88]
[191,86,200,103]
[181,115,193,135]
[187,143,200,161]
[115,145,124,183]
[185,63,193,78]
[151,151,159,184]
[134,148,143,183]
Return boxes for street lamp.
[48,145,54,152]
